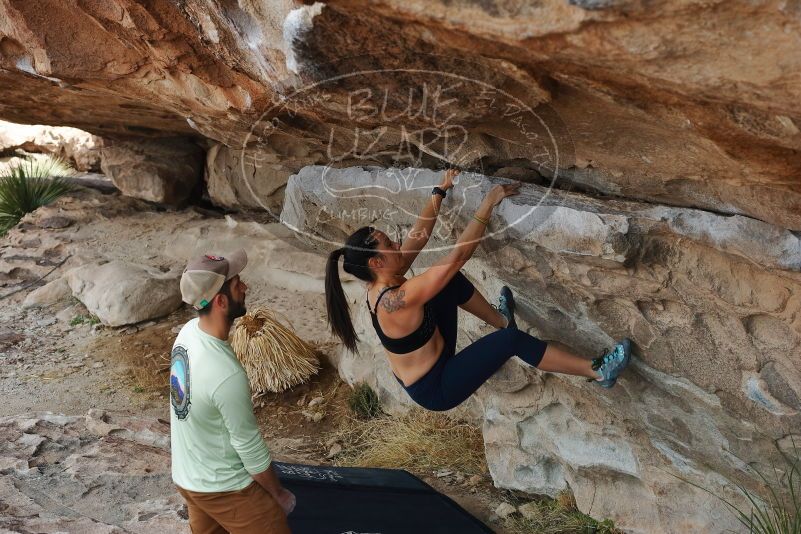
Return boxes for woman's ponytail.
[325,248,358,352]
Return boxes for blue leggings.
[401,272,548,411]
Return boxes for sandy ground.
[0,185,526,532]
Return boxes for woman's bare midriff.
[368,287,446,387]
[386,330,445,387]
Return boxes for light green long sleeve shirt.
[170,318,271,492]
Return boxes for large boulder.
[65,261,182,326]
[22,276,71,308]
[205,135,323,213]
[283,165,801,533]
[0,119,102,171]
[100,137,203,205]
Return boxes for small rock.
[326,443,342,459]
[518,502,540,520]
[311,412,324,423]
[435,469,453,478]
[170,325,182,334]
[92,361,104,369]
[38,216,73,229]
[325,437,341,449]
[307,396,325,408]
[466,474,483,486]
[0,332,26,349]
[495,502,517,519]
[36,317,57,327]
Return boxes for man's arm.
[252,465,296,514]
[213,371,295,514]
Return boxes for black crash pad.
[275,462,493,534]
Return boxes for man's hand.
[252,466,296,515]
[276,488,296,515]
[440,168,460,191]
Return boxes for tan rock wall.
[0,1,798,226]
[282,165,801,533]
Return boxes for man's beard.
[227,297,246,321]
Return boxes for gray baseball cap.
[179,249,247,310]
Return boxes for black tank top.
[368,285,436,354]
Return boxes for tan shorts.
[177,482,291,534]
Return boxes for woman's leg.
[459,290,506,329]
[430,271,477,351]
[437,328,547,410]
[537,342,597,379]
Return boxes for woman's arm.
[398,169,459,273]
[400,181,521,306]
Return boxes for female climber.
[324,169,631,412]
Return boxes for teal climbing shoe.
[592,338,631,388]
[498,286,517,329]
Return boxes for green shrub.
[70,314,100,326]
[0,156,74,235]
[348,383,382,419]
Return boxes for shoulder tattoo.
[381,289,406,313]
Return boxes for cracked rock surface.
[284,166,801,533]
[0,411,186,533]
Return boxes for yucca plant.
[731,446,801,534]
[678,438,800,534]
[0,156,74,235]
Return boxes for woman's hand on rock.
[440,168,460,191]
[486,182,521,207]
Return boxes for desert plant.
[677,438,800,534]
[230,307,319,394]
[347,383,382,419]
[70,314,101,326]
[0,156,74,235]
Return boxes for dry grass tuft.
[334,409,486,476]
[231,308,320,394]
[556,489,578,511]
[504,491,620,534]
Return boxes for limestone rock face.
[66,261,183,326]
[0,411,186,533]
[0,1,799,228]
[0,119,101,171]
[1,1,801,532]
[205,134,323,213]
[100,137,203,205]
[283,166,801,533]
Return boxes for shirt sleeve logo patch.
[170,345,191,420]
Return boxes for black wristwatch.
[432,186,447,199]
